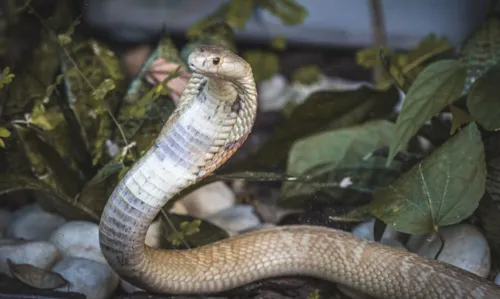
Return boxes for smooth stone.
[258,73,289,112]
[7,207,66,241]
[495,273,500,285]
[351,219,403,245]
[120,279,144,294]
[180,181,236,219]
[10,203,44,221]
[144,220,163,248]
[407,224,490,278]
[52,257,119,299]
[206,205,261,235]
[0,240,60,277]
[0,209,11,237]
[49,221,106,264]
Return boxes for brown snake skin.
[98,45,500,298]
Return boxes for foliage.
[371,123,485,234]
[0,67,15,89]
[166,220,202,247]
[386,60,467,164]
[2,0,500,270]
[356,34,454,90]
[187,0,307,38]
[0,128,10,148]
[292,65,322,85]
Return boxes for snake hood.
[188,45,251,80]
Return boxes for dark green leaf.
[236,86,399,172]
[459,15,500,94]
[85,160,124,187]
[449,104,473,135]
[0,174,99,222]
[281,120,401,204]
[371,122,485,235]
[387,60,467,164]
[162,212,228,248]
[287,120,395,175]
[466,64,500,130]
[329,204,373,222]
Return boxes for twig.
[369,0,387,84]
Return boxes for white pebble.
[407,224,490,278]
[52,257,119,299]
[49,221,106,264]
[7,208,66,241]
[180,181,235,219]
[206,205,261,235]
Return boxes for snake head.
[188,45,251,80]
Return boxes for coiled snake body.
[99,46,500,299]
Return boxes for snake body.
[99,46,500,299]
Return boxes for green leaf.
[257,0,308,26]
[163,213,228,248]
[466,64,500,131]
[0,127,10,138]
[270,35,287,50]
[387,59,467,164]
[85,160,124,187]
[449,105,473,135]
[459,15,500,94]
[329,204,373,222]
[0,66,15,89]
[371,122,485,235]
[281,120,401,204]
[0,174,99,222]
[291,65,322,85]
[226,0,255,28]
[243,50,280,83]
[236,86,399,172]
[287,120,395,175]
[180,219,202,236]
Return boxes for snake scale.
[98,45,500,299]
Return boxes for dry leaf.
[7,258,69,290]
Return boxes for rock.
[206,205,261,235]
[10,203,43,221]
[258,74,289,112]
[407,224,490,278]
[49,221,106,264]
[351,219,403,244]
[144,220,163,248]
[0,240,60,276]
[52,257,119,299]
[7,206,66,241]
[0,209,11,237]
[120,278,144,294]
[179,181,236,219]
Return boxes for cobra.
[98,45,500,299]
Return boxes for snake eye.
[212,57,220,65]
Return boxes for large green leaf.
[281,120,401,205]
[459,14,500,94]
[371,122,485,235]
[387,60,467,164]
[287,120,395,175]
[237,86,399,172]
[0,174,99,222]
[466,64,500,130]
